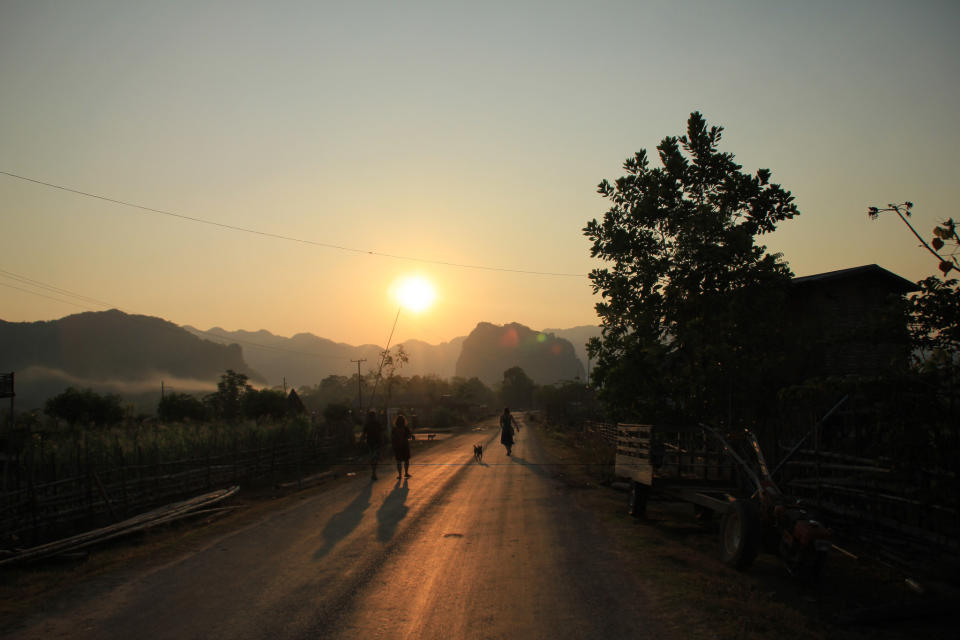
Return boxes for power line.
[0,281,98,310]
[0,268,114,308]
[1,171,587,278]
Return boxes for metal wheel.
[719,499,760,570]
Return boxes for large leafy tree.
[583,112,799,426]
[45,387,125,426]
[205,369,252,422]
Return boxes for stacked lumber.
[0,486,238,567]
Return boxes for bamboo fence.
[1,432,344,549]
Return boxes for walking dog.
[473,443,483,463]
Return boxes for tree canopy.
[500,366,535,409]
[204,370,252,422]
[45,387,125,426]
[583,112,799,426]
[158,392,207,422]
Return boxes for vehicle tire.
[628,481,649,518]
[719,499,761,570]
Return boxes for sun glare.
[393,275,436,313]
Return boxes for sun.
[392,275,436,313]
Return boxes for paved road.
[11,416,659,640]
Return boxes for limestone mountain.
[542,325,602,374]
[454,322,585,386]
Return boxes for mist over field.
[14,366,219,413]
[1,309,597,413]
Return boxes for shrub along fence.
[0,417,354,549]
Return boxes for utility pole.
[351,359,366,410]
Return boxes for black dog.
[473,443,483,463]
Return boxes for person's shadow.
[509,454,551,479]
[314,481,373,558]
[376,479,409,542]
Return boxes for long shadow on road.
[508,454,553,479]
[314,481,373,558]
[376,479,410,542]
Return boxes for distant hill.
[1,310,597,411]
[542,325,602,374]
[0,310,261,410]
[183,327,466,388]
[455,322,585,386]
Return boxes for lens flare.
[392,275,436,312]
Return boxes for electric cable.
[1,171,586,278]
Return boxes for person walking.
[363,409,383,480]
[391,413,413,479]
[500,407,518,456]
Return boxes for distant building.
[788,264,918,379]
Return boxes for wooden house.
[788,264,918,379]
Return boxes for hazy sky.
[2,1,958,347]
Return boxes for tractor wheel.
[628,481,649,518]
[719,499,761,570]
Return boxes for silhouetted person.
[500,407,518,456]
[392,413,412,479]
[363,410,382,480]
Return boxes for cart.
[615,423,832,578]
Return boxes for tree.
[452,376,495,410]
[376,345,409,409]
[868,203,960,361]
[583,112,799,426]
[158,392,207,422]
[862,204,959,480]
[534,381,600,430]
[500,366,535,409]
[205,369,252,422]
[297,375,356,414]
[242,388,288,421]
[45,387,125,426]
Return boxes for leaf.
[933,237,945,251]
[939,261,953,275]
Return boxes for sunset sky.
[2,1,958,347]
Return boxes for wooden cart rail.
[614,423,741,489]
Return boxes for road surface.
[10,415,660,640]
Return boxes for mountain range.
[1,310,599,411]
